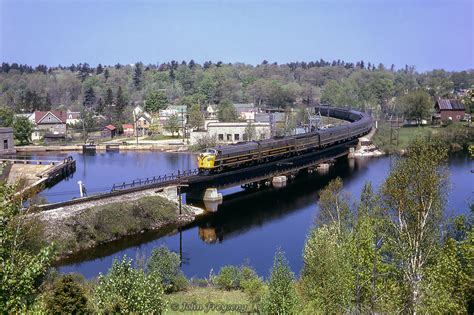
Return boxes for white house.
[66,111,81,125]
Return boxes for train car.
[197,107,372,173]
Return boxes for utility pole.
[181,108,185,144]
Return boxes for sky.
[0,0,472,72]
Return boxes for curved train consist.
[197,107,372,173]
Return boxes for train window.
[227,134,232,141]
[234,134,240,141]
[218,134,224,141]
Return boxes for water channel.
[18,151,473,279]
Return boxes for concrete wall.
[0,127,15,155]
[189,122,271,145]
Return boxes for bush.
[214,266,242,290]
[93,256,167,313]
[241,276,266,311]
[45,275,90,314]
[147,246,188,293]
[263,249,298,314]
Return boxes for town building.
[190,121,271,145]
[33,111,67,141]
[122,124,134,137]
[234,103,256,121]
[0,127,15,155]
[101,124,116,138]
[206,105,218,119]
[133,106,153,136]
[66,111,81,125]
[433,99,466,123]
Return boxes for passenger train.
[197,107,372,173]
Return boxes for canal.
[20,151,473,279]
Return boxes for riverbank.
[33,188,204,259]
[15,143,190,153]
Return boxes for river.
[18,151,473,279]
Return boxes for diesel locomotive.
[197,107,372,173]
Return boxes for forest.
[1,60,473,127]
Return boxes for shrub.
[147,246,188,293]
[45,275,89,314]
[241,276,266,311]
[214,266,242,290]
[93,256,167,313]
[263,249,298,314]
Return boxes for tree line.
[1,60,473,128]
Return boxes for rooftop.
[436,99,465,111]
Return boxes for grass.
[372,121,473,153]
[166,286,251,315]
[47,195,186,256]
[144,134,179,141]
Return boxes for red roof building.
[122,124,134,136]
[34,111,67,135]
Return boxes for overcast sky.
[0,0,472,71]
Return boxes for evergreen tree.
[105,88,114,106]
[144,90,168,113]
[104,68,110,82]
[115,86,127,120]
[133,63,143,88]
[264,249,298,314]
[96,63,104,74]
[45,276,89,314]
[96,98,105,114]
[83,86,96,108]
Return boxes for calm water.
[18,151,473,279]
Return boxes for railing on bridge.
[110,169,199,192]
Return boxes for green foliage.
[244,121,257,140]
[13,116,34,144]
[147,246,188,293]
[263,249,298,314]
[214,266,243,291]
[400,89,432,124]
[93,256,167,313]
[241,275,266,311]
[217,100,239,122]
[0,183,53,312]
[164,114,180,136]
[316,177,352,234]
[0,106,14,126]
[45,275,90,314]
[381,136,448,313]
[187,103,204,129]
[145,89,168,113]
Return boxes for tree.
[104,68,110,82]
[133,63,143,89]
[0,107,14,127]
[244,122,257,141]
[93,256,167,313]
[164,114,180,137]
[187,104,204,130]
[115,86,127,120]
[13,116,34,144]
[381,137,448,313]
[83,86,96,108]
[263,249,298,314]
[96,64,104,75]
[147,246,187,293]
[400,89,432,124]
[144,90,168,113]
[0,183,53,312]
[104,88,114,107]
[217,100,239,122]
[45,275,89,314]
[316,177,352,233]
[96,98,104,114]
[296,107,310,128]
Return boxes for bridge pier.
[272,175,287,188]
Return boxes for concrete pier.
[272,175,287,188]
[163,186,178,200]
[203,188,223,202]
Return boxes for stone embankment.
[15,142,189,153]
[33,187,204,258]
[350,128,385,158]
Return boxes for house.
[0,127,15,155]
[34,111,67,140]
[15,113,35,124]
[234,103,256,121]
[189,121,271,145]
[122,124,134,137]
[434,99,466,123]
[133,105,153,136]
[206,105,218,119]
[66,111,81,125]
[101,124,116,138]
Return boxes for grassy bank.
[373,121,473,153]
[36,194,194,257]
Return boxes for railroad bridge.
[38,106,371,212]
